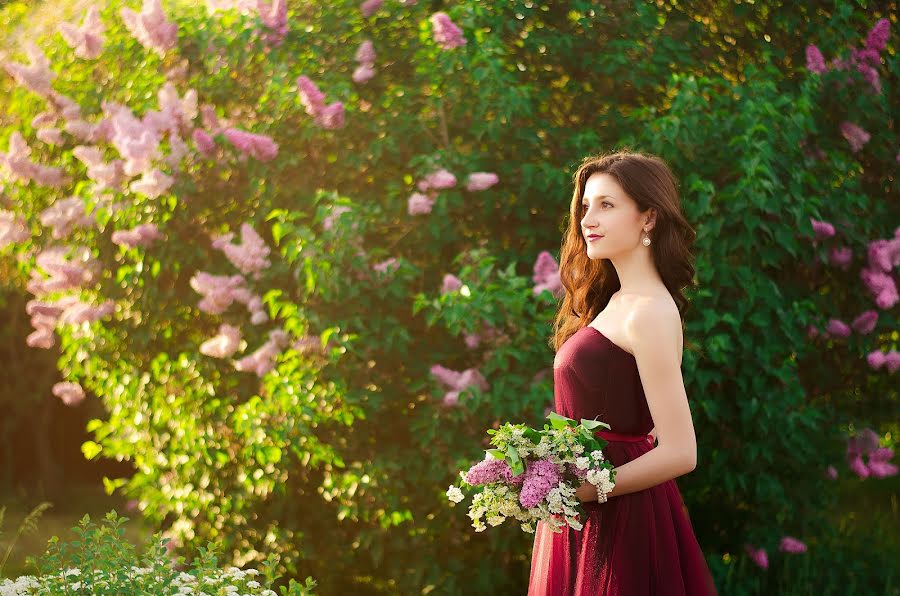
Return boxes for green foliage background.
[1,1,897,593]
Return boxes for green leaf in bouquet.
[506,445,525,476]
[486,449,506,461]
[523,428,542,443]
[579,417,611,431]
[547,412,576,430]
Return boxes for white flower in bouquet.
[487,515,505,527]
[591,449,605,461]
[575,456,591,470]
[446,485,464,503]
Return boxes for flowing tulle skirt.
[527,439,718,595]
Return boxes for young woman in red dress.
[527,150,718,595]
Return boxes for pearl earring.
[642,230,651,246]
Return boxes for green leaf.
[547,412,575,430]
[81,441,102,460]
[486,449,506,460]
[579,418,611,431]
[506,445,524,476]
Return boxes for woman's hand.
[574,481,598,503]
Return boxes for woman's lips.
[588,235,603,242]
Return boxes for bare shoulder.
[625,296,683,364]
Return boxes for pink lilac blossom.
[192,129,217,156]
[2,41,56,97]
[26,299,72,349]
[36,128,64,145]
[840,121,871,153]
[223,128,279,162]
[464,458,513,485]
[120,0,178,56]
[407,192,434,215]
[105,102,163,176]
[417,168,456,192]
[441,273,462,294]
[189,272,249,314]
[465,172,499,191]
[295,76,345,130]
[809,217,835,240]
[258,0,288,45]
[867,236,900,272]
[353,40,376,84]
[211,222,272,278]
[26,246,99,296]
[39,197,95,240]
[779,537,807,554]
[865,18,889,53]
[72,146,125,190]
[464,458,526,485]
[532,250,562,297]
[850,310,878,334]
[129,168,174,198]
[58,299,115,324]
[111,223,163,249]
[200,323,242,358]
[825,465,838,480]
[824,319,850,338]
[859,231,900,309]
[200,104,223,134]
[355,40,376,65]
[352,64,376,85]
[52,381,86,406]
[464,333,480,349]
[828,246,852,268]
[860,268,898,309]
[442,391,460,407]
[0,210,30,248]
[1,132,70,188]
[59,6,106,60]
[519,459,560,509]
[315,102,345,130]
[867,447,899,478]
[848,455,870,478]
[373,257,400,274]
[744,544,768,569]
[430,12,466,50]
[360,0,383,17]
[805,44,827,74]
[155,81,198,133]
[234,329,290,376]
[846,428,899,477]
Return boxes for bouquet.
[446,412,617,534]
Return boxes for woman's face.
[580,172,651,260]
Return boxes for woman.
[527,150,717,595]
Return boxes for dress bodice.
[552,325,654,435]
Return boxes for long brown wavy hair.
[550,149,698,352]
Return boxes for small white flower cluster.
[544,481,583,531]
[465,486,530,532]
[0,565,274,596]
[586,467,615,504]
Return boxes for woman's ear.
[644,208,657,231]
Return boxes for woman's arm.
[578,304,696,502]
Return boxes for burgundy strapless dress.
[527,326,717,595]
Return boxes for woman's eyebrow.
[583,194,615,201]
